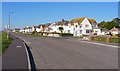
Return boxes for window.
[68,30,70,33]
[79,26,82,28]
[95,31,98,33]
[86,30,90,33]
[75,25,77,28]
[80,30,82,34]
[85,25,89,28]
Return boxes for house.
[43,23,52,33]
[32,26,40,32]
[100,28,110,35]
[49,20,70,33]
[23,26,32,33]
[110,27,120,35]
[32,24,50,33]
[72,17,101,36]
[19,28,25,33]
[13,28,20,32]
[66,23,74,34]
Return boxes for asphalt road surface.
[12,33,118,69]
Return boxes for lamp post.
[7,12,14,39]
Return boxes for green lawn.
[0,32,12,53]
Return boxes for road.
[12,33,118,69]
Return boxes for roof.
[101,28,109,32]
[33,26,39,28]
[70,17,97,24]
[110,27,119,31]
[14,28,20,30]
[55,20,69,25]
[27,27,32,29]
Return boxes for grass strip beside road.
[0,32,12,53]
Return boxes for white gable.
[81,18,91,25]
[80,18,92,30]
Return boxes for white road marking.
[16,46,21,48]
[80,41,119,48]
[22,41,31,70]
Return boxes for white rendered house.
[73,18,101,36]
[24,26,32,33]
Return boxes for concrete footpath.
[2,33,29,71]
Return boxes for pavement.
[2,33,29,70]
[12,33,119,70]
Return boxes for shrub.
[32,31,37,34]
[61,33,73,37]
[116,34,120,37]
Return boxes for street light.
[7,12,14,39]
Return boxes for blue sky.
[2,2,118,29]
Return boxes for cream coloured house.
[110,27,120,35]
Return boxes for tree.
[98,21,106,28]
[98,18,119,30]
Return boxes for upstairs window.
[85,25,89,28]
[75,25,77,28]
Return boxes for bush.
[91,36,106,42]
[93,33,97,35]
[32,31,37,34]
[116,34,120,37]
[110,35,119,38]
[61,33,73,37]
[82,34,88,37]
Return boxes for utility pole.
[7,12,14,39]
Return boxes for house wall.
[93,29,101,35]
[80,18,92,35]
[28,29,32,33]
[73,18,93,36]
[66,25,74,34]
[20,29,25,33]
[36,28,41,32]
[111,31,118,35]
[32,27,35,32]
[73,24,80,36]
[101,31,109,35]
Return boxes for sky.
[2,2,118,29]
[2,0,120,2]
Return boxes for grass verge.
[0,32,12,54]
